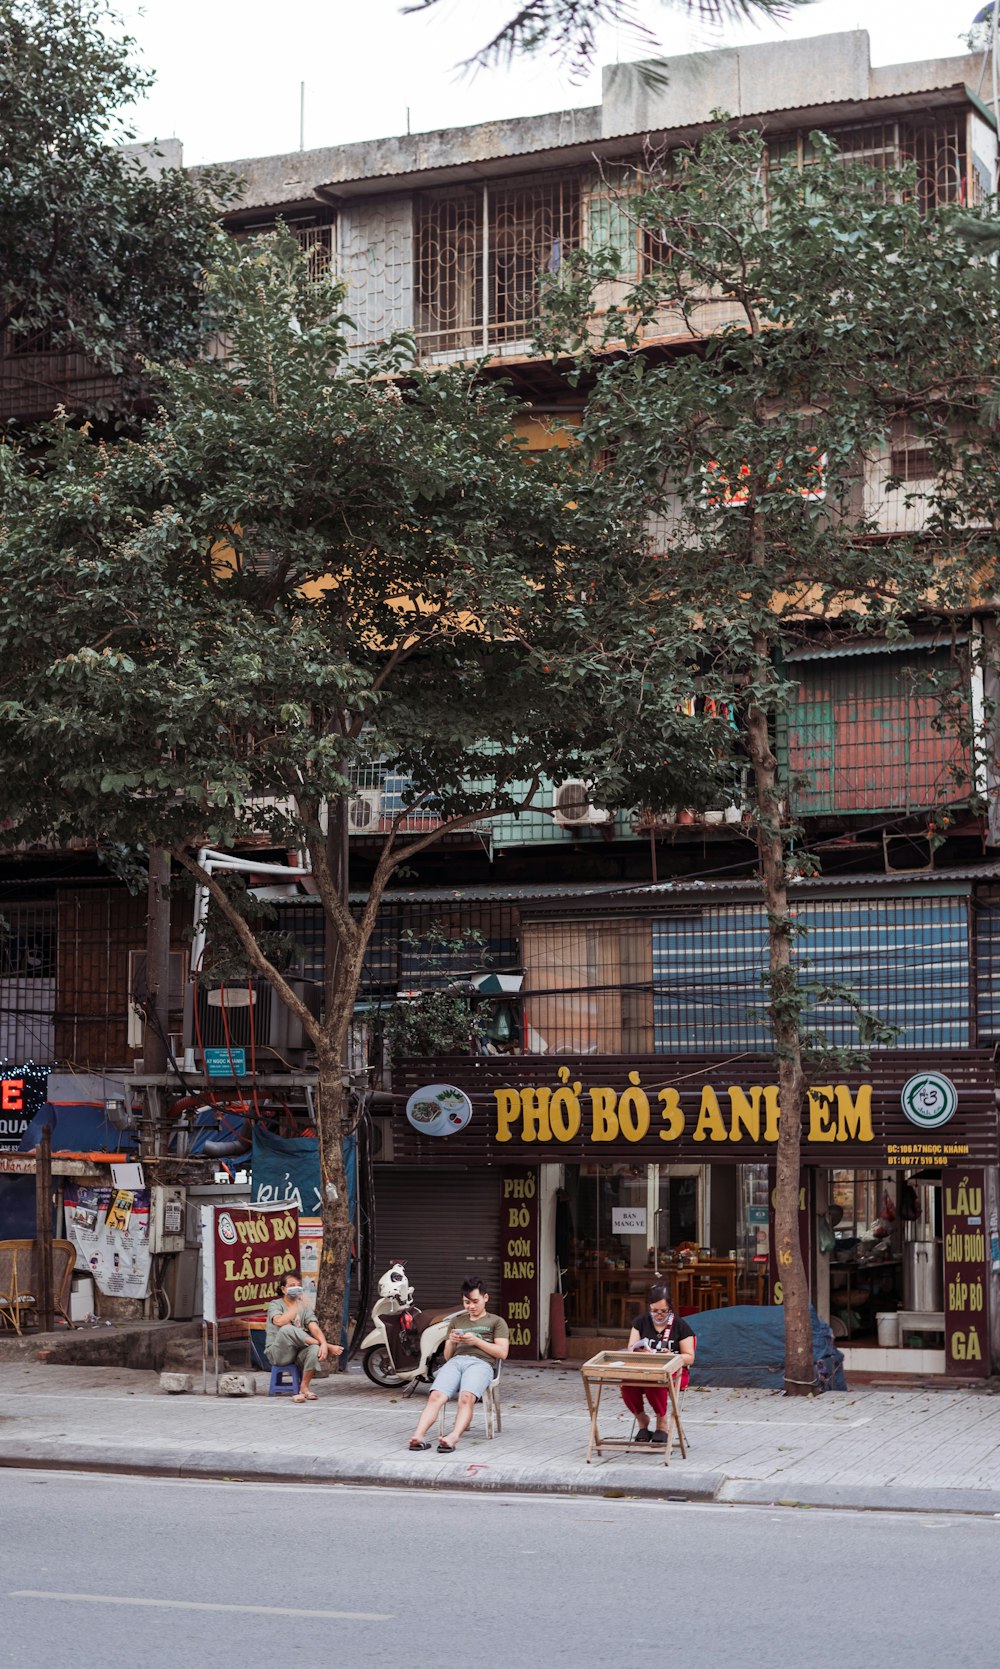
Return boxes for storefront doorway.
[562,1162,770,1331]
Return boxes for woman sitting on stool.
[621,1282,696,1445]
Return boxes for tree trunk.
[744,655,815,1396]
[141,848,172,1077]
[315,1046,354,1343]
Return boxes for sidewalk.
[4,1358,1000,1513]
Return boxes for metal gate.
[373,1168,502,1312]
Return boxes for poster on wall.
[63,1181,151,1299]
[0,1063,49,1153]
[201,1202,302,1324]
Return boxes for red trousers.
[620,1383,670,1419]
[620,1371,689,1420]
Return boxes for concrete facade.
[205,30,989,217]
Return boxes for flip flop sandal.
[650,1431,669,1446]
[408,1440,432,1451]
[633,1428,653,1444]
[437,1441,457,1454]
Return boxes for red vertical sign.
[943,1169,989,1378]
[500,1169,539,1359]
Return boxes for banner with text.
[201,1202,301,1324]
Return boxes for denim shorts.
[432,1355,494,1400]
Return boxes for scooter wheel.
[362,1345,409,1388]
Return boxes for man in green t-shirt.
[265,1269,341,1401]
[407,1275,509,1454]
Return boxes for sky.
[116,0,986,166]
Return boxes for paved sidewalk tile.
[2,1360,1000,1512]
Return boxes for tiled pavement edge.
[3,1360,1000,1513]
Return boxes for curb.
[719,1478,1000,1516]
[7,1447,1000,1514]
[0,1444,723,1501]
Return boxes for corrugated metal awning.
[783,633,968,663]
[270,864,1000,913]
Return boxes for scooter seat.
[414,1309,449,1336]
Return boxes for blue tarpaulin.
[685,1305,847,1391]
[250,1125,357,1348]
[19,1102,137,1154]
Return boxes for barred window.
[415,174,581,352]
[521,897,971,1056]
[767,113,969,210]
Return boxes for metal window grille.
[521,919,652,1054]
[489,176,580,342]
[236,216,335,282]
[651,897,970,1053]
[0,902,57,1060]
[519,898,971,1056]
[292,222,335,282]
[974,897,1000,1044]
[767,114,968,210]
[904,116,966,210]
[415,174,580,352]
[415,188,482,352]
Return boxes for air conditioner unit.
[194,979,319,1058]
[348,788,382,832]
[553,779,612,828]
[370,1115,395,1163]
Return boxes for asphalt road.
[1,1470,997,1668]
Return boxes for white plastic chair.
[438,1358,503,1439]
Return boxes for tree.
[0,232,722,1336]
[410,0,814,78]
[542,127,1000,1389]
[0,0,231,415]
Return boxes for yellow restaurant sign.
[493,1067,873,1146]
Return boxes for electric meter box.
[149,1185,187,1255]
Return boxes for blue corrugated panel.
[653,896,970,1052]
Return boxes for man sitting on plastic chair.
[264,1269,342,1402]
[407,1274,509,1454]
[621,1281,696,1446]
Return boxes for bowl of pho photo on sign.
[405,1084,473,1137]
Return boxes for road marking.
[9,1591,391,1621]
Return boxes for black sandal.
[437,1440,457,1454]
[634,1428,653,1443]
[408,1440,431,1451]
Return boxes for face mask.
[285,1286,304,1299]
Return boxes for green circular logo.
[901,1072,958,1129]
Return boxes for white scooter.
[361,1262,449,1393]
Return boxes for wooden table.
[664,1259,738,1310]
[580,1349,687,1466]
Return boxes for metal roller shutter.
[373,1168,502,1313]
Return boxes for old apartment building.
[3,30,1000,1376]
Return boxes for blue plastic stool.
[268,1363,302,1397]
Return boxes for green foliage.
[544,126,1000,1052]
[384,991,485,1063]
[0,229,719,968]
[0,0,234,412]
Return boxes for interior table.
[580,1349,688,1465]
